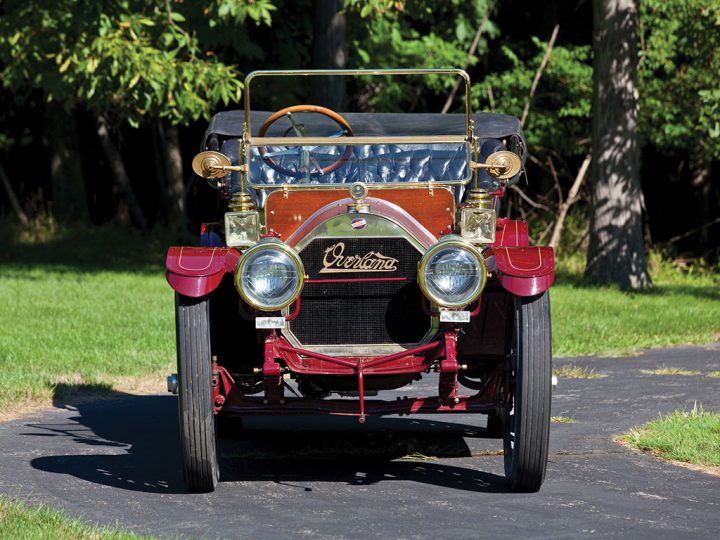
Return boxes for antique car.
[166,69,554,493]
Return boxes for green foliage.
[0,0,276,126]
[639,0,720,162]
[345,0,405,19]
[208,0,277,26]
[476,39,593,155]
[347,0,498,111]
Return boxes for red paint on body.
[165,246,240,297]
[494,218,529,247]
[487,245,555,296]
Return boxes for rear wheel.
[175,294,219,493]
[503,291,552,492]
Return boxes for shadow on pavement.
[26,388,509,495]
[28,391,185,494]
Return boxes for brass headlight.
[235,239,304,311]
[418,236,487,308]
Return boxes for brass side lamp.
[461,150,522,245]
[192,150,259,248]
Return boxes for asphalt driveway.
[0,345,718,539]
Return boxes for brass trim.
[234,239,305,311]
[250,135,468,146]
[228,192,256,212]
[192,150,247,178]
[417,236,488,309]
[259,182,464,194]
[465,188,493,209]
[469,150,522,180]
[349,181,369,201]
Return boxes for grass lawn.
[552,253,720,357]
[0,226,176,417]
[0,225,718,416]
[618,405,720,469]
[0,496,153,539]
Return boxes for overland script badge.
[320,242,398,273]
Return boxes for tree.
[312,0,347,109]
[476,39,593,157]
[346,0,498,111]
[638,0,720,250]
[0,0,270,230]
[585,0,650,289]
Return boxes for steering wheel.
[257,105,353,178]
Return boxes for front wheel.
[175,294,219,493]
[503,291,552,492]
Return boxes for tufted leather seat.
[219,141,474,186]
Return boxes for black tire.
[503,291,552,492]
[175,293,219,493]
[486,410,504,438]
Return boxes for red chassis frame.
[211,329,506,424]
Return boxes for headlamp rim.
[417,237,487,308]
[234,239,305,311]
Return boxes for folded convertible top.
[202,110,526,157]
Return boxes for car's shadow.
[28,391,509,495]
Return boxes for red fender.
[494,218,529,247]
[487,246,555,296]
[166,246,240,298]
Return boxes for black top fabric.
[202,110,526,152]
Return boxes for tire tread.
[505,291,552,492]
[176,294,218,493]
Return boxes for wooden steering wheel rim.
[257,105,354,177]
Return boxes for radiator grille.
[289,237,430,346]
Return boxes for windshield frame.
[240,69,476,190]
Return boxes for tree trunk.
[585,0,650,289]
[160,121,186,233]
[690,162,711,250]
[0,160,30,227]
[46,102,89,223]
[95,113,148,233]
[311,0,346,110]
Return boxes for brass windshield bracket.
[469,150,522,180]
[469,151,522,180]
[192,151,248,178]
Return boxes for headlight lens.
[235,240,304,311]
[418,237,487,308]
